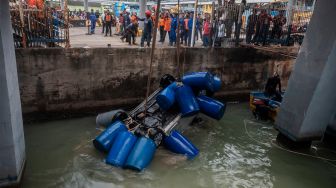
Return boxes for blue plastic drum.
[106,131,137,167]
[156,82,177,111]
[163,130,199,159]
[213,76,222,92]
[93,121,128,152]
[125,137,157,171]
[182,72,214,92]
[197,95,226,120]
[175,85,200,117]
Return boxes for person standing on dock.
[169,13,177,46]
[162,12,171,43]
[89,9,97,34]
[159,13,165,42]
[101,10,106,34]
[118,13,124,35]
[202,18,211,47]
[105,11,113,37]
[184,13,190,46]
[140,10,153,47]
[179,13,185,45]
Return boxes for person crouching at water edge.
[140,10,153,47]
[121,22,138,45]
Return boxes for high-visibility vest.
[159,18,165,26]
[105,14,112,22]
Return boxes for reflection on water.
[22,103,336,188]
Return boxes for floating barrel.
[106,131,137,167]
[163,130,199,159]
[182,72,214,92]
[125,137,156,171]
[96,109,128,127]
[93,121,128,152]
[213,76,222,92]
[175,85,200,117]
[156,82,177,111]
[197,95,226,120]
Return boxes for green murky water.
[22,103,336,188]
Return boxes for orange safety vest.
[164,18,171,31]
[131,15,138,24]
[159,18,165,27]
[105,14,112,22]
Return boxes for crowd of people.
[82,3,291,48]
[84,8,214,48]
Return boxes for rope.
[243,119,336,164]
[144,0,161,114]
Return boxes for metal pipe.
[190,0,199,47]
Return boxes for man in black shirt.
[265,72,282,102]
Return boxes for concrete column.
[60,0,64,10]
[275,0,336,142]
[139,0,147,29]
[84,0,88,12]
[0,1,26,187]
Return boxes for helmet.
[145,10,151,16]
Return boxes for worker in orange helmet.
[139,10,154,47]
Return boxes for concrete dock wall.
[15,47,294,119]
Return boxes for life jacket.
[105,14,112,22]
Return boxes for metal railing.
[214,1,313,47]
[9,0,70,48]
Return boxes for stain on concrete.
[16,47,295,120]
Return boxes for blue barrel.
[163,130,199,159]
[156,82,177,111]
[182,72,214,92]
[93,121,128,152]
[125,137,156,171]
[106,131,137,167]
[197,95,226,120]
[175,85,200,117]
[213,76,222,92]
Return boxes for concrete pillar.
[139,0,147,29]
[84,0,88,12]
[0,1,26,187]
[60,0,64,10]
[275,0,336,142]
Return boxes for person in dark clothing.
[140,10,153,47]
[121,22,138,45]
[265,72,282,102]
[246,9,258,44]
[105,11,113,36]
[123,12,131,30]
[178,13,185,45]
[271,11,286,43]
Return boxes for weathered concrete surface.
[15,47,294,120]
[275,0,336,142]
[0,1,25,186]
